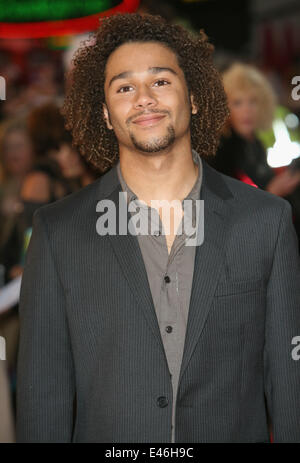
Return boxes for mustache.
[127,109,170,125]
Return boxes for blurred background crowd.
[1,0,300,442]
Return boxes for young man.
[17,13,300,443]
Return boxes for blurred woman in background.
[208,62,300,196]
[207,62,300,250]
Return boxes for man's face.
[103,41,197,154]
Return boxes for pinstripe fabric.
[116,149,203,444]
[16,158,300,442]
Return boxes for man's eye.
[154,79,169,87]
[117,85,133,93]
[117,80,169,93]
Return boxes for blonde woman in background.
[208,62,300,196]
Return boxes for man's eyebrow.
[108,66,178,88]
[149,67,178,76]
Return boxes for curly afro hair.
[62,13,229,173]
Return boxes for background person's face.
[103,41,197,154]
[3,129,34,177]
[227,90,260,138]
[53,143,85,179]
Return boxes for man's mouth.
[132,114,166,127]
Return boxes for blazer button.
[157,396,169,408]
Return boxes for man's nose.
[133,85,157,109]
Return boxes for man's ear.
[190,94,198,115]
[103,103,113,130]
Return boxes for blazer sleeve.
[264,200,300,442]
[16,208,76,442]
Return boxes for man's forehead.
[106,42,179,69]
[105,42,182,83]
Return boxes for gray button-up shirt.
[116,150,203,442]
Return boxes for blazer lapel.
[178,160,234,386]
[96,167,169,369]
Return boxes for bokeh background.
[0,0,300,443]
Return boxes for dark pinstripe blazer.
[16,158,300,442]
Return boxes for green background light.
[0,0,121,22]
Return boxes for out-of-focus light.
[267,119,300,168]
[285,113,299,129]
[0,0,140,38]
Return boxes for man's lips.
[132,114,166,126]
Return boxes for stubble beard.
[129,124,176,153]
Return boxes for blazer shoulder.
[33,170,116,228]
[212,165,289,212]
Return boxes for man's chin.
[129,132,175,154]
[132,142,174,154]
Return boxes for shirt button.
[165,325,173,333]
[164,275,171,283]
[157,396,169,408]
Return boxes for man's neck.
[119,143,198,205]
